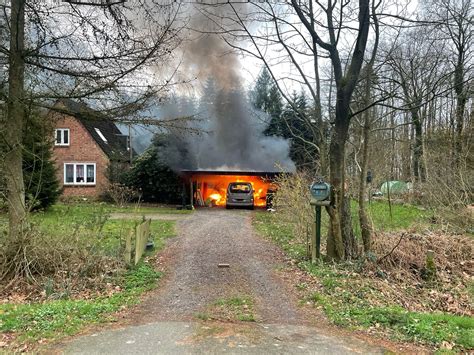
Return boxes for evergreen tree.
[251,68,272,111]
[22,113,61,210]
[250,68,319,170]
[125,134,183,204]
[281,91,318,170]
[264,84,284,136]
[251,67,285,137]
[201,78,217,106]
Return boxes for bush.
[372,231,473,285]
[0,209,121,281]
[422,131,473,231]
[105,182,138,207]
[271,170,315,245]
[125,134,183,204]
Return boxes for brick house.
[50,99,131,198]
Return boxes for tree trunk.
[312,39,327,176]
[358,108,372,253]
[403,112,411,180]
[454,58,466,166]
[291,0,370,261]
[390,109,396,180]
[342,196,357,258]
[412,110,426,182]
[326,99,351,260]
[5,0,27,242]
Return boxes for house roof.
[53,99,133,161]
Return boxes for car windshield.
[229,183,252,193]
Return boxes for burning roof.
[180,169,287,177]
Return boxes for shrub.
[372,231,473,284]
[125,134,183,204]
[0,210,122,282]
[271,170,315,246]
[422,131,473,231]
[105,183,138,207]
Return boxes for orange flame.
[191,174,272,207]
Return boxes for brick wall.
[51,112,110,198]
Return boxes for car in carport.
[226,182,254,209]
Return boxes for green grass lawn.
[43,202,193,216]
[253,202,473,351]
[29,204,178,257]
[0,202,190,234]
[0,202,183,348]
[354,200,429,234]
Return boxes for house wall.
[51,112,110,198]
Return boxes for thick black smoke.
[160,4,295,172]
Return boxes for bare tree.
[385,28,448,183]
[3,0,27,248]
[429,0,473,166]
[195,1,328,172]
[291,0,371,260]
[356,1,381,254]
[0,0,183,276]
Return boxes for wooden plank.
[134,219,151,265]
[135,222,142,265]
[311,219,316,264]
[124,229,133,264]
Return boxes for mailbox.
[309,180,332,262]
[310,182,331,206]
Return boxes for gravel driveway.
[60,209,389,354]
[134,209,305,324]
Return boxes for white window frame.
[64,163,96,185]
[55,128,70,146]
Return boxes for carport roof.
[180,169,289,177]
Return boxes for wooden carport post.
[189,178,194,207]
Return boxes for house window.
[64,163,96,185]
[55,128,70,146]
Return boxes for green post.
[315,205,321,259]
[311,205,322,263]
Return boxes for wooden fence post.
[124,228,133,264]
[134,219,151,265]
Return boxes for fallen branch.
[377,232,405,264]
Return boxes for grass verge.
[303,261,473,350]
[0,203,179,349]
[1,263,161,342]
[253,209,473,351]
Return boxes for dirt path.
[58,210,394,354]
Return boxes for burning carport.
[181,169,285,208]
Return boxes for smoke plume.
[161,4,295,172]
